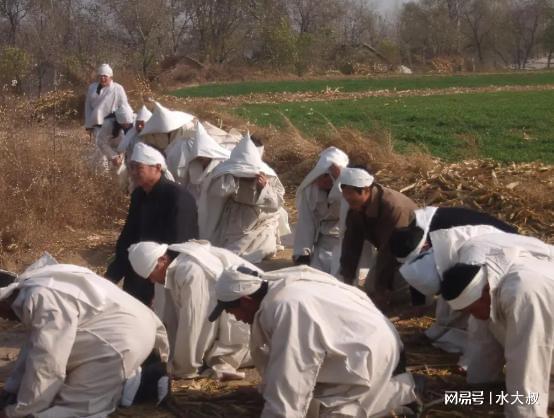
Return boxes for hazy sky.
[373,0,412,16]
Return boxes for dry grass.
[0,94,127,271]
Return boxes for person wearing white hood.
[84,64,128,137]
[208,265,420,418]
[389,207,518,350]
[117,105,153,192]
[0,261,169,418]
[180,121,230,200]
[293,147,349,274]
[127,240,257,380]
[106,143,198,305]
[198,133,289,263]
[441,241,554,418]
[95,103,135,169]
[139,101,196,178]
[118,104,153,159]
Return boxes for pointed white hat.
[140,102,195,136]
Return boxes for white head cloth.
[136,105,152,122]
[189,121,231,162]
[447,266,487,311]
[0,253,58,301]
[339,167,374,188]
[97,63,113,77]
[297,147,349,193]
[115,104,135,125]
[211,132,276,178]
[140,102,194,136]
[399,249,441,295]
[131,142,175,181]
[128,242,169,279]
[397,206,439,264]
[215,266,263,302]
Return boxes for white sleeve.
[209,174,237,198]
[465,317,504,384]
[3,342,30,394]
[154,316,170,364]
[170,262,215,378]
[96,122,118,160]
[5,289,79,418]
[260,302,325,418]
[293,187,317,257]
[116,84,129,108]
[255,177,284,212]
[501,285,551,418]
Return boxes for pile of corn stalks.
[377,159,553,242]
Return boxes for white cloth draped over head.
[210,132,276,178]
[397,206,438,264]
[130,142,175,182]
[197,132,289,255]
[97,63,113,77]
[215,266,264,303]
[136,105,152,122]
[339,167,374,188]
[128,242,169,279]
[115,104,134,125]
[296,146,349,202]
[189,121,231,164]
[140,102,195,136]
[184,121,231,186]
[293,147,349,274]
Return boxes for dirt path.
[167,83,554,107]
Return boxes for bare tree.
[0,0,31,44]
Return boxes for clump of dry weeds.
[0,97,126,269]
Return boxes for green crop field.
[234,90,554,164]
[173,71,554,98]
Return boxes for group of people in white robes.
[85,65,288,263]
[11,62,541,418]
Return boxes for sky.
[372,0,412,16]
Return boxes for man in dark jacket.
[338,167,417,308]
[106,142,198,304]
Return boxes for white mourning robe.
[293,147,349,275]
[198,136,289,263]
[399,225,505,356]
[181,122,230,201]
[250,266,416,418]
[428,228,554,356]
[453,245,554,418]
[4,264,169,418]
[160,242,257,379]
[84,82,128,129]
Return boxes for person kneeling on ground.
[128,240,259,380]
[441,241,554,418]
[209,265,420,418]
[0,261,169,418]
